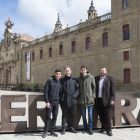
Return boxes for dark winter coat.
[61,75,80,108]
[44,75,62,105]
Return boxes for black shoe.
[99,129,105,133]
[107,131,113,136]
[42,131,48,138]
[50,131,58,137]
[88,129,93,135]
[69,127,77,133]
[82,129,88,134]
[61,129,65,135]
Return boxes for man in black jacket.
[95,68,116,136]
[42,69,62,138]
[60,66,79,135]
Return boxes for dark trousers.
[62,106,75,129]
[44,103,59,132]
[97,98,112,132]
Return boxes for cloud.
[18,0,111,35]
[0,0,111,41]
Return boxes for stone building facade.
[0,0,140,90]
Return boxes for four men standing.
[43,66,116,138]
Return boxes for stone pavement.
[0,90,140,140]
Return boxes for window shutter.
[124,69,130,84]
[86,37,90,50]
[60,45,63,55]
[124,51,129,61]
[72,41,76,53]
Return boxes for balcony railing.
[23,13,111,48]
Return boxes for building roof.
[20,33,34,41]
[89,0,95,10]
[56,13,61,25]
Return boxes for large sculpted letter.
[114,94,139,126]
[28,95,52,131]
[1,95,27,132]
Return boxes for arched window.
[49,47,52,57]
[17,53,19,60]
[72,41,76,53]
[88,13,90,20]
[103,32,108,46]
[86,37,90,50]
[124,69,130,84]
[6,36,8,46]
[123,0,129,9]
[32,52,34,61]
[123,24,130,40]
[60,45,63,55]
[40,50,43,59]
[25,53,27,62]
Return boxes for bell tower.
[87,0,97,20]
[54,13,63,32]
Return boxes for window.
[6,53,8,56]
[25,54,27,62]
[49,48,52,57]
[6,37,8,46]
[124,51,129,61]
[103,32,108,46]
[32,52,34,61]
[88,13,90,20]
[40,50,43,59]
[72,41,76,53]
[86,37,90,50]
[124,69,130,84]
[123,25,130,41]
[17,53,19,60]
[60,45,63,55]
[123,0,129,9]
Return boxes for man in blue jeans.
[77,65,96,135]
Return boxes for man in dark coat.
[95,67,116,136]
[42,69,62,138]
[60,66,79,135]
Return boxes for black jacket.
[44,75,62,105]
[61,75,79,108]
[95,74,116,107]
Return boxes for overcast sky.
[0,0,111,41]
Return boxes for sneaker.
[69,127,77,133]
[42,131,48,138]
[61,129,65,135]
[99,129,105,133]
[88,129,93,135]
[50,131,58,137]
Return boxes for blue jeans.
[81,105,93,130]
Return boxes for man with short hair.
[60,66,79,135]
[77,65,96,135]
[95,68,116,136]
[42,69,62,138]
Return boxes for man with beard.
[95,68,116,136]
[60,66,79,135]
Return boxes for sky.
[0,0,111,41]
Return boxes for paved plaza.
[0,90,140,140]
